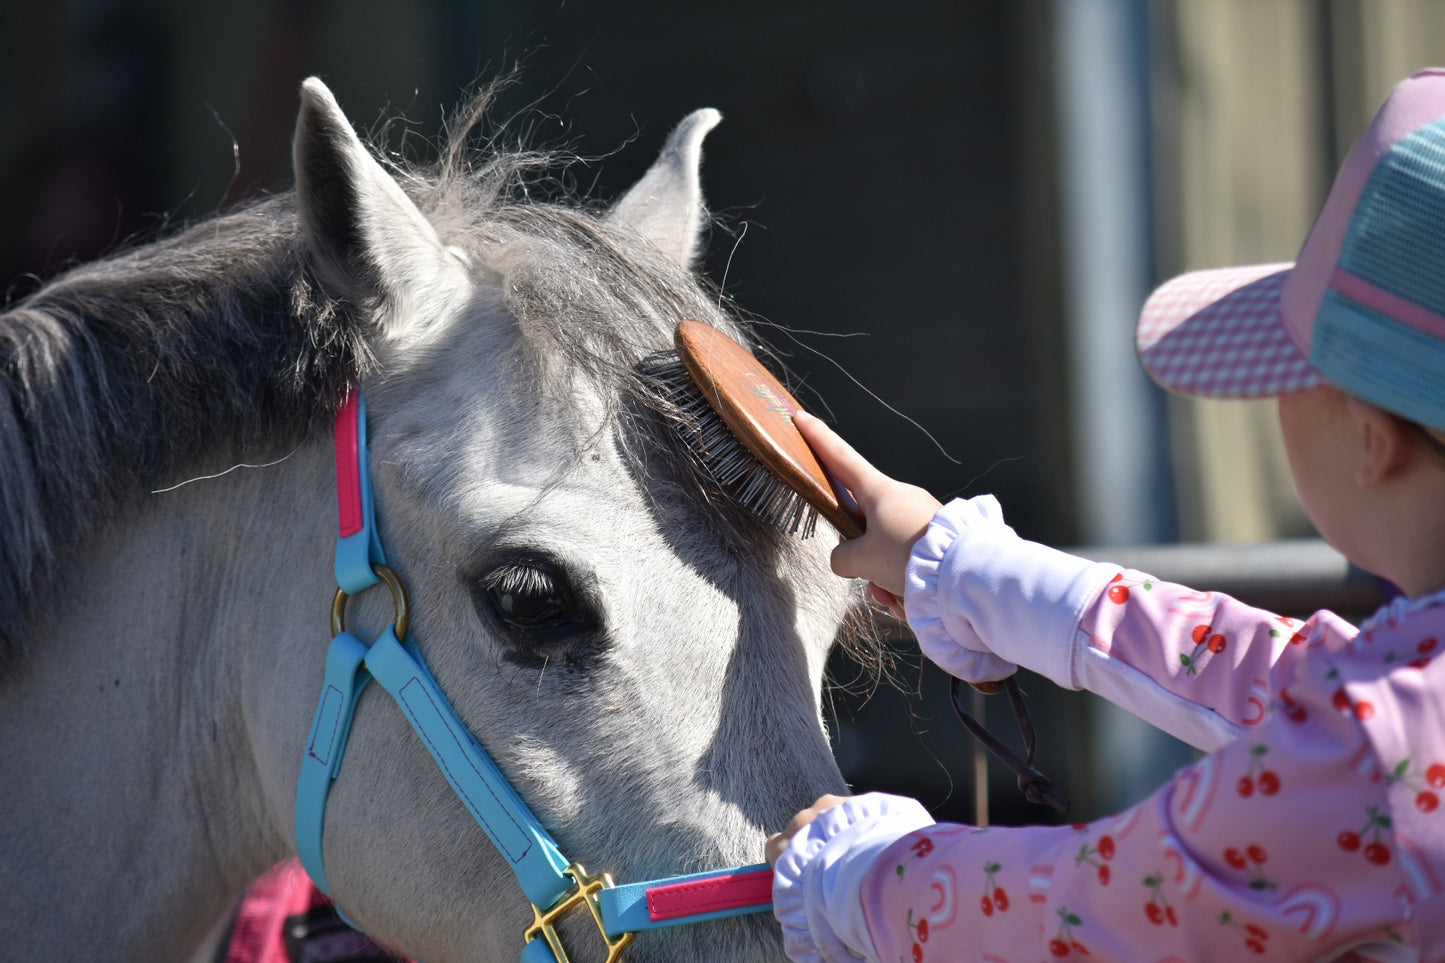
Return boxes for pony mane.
[0,87,861,673]
[0,195,364,666]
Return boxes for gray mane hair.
[0,86,873,673]
[0,197,364,668]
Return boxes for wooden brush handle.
[675,321,863,537]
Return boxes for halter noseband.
[295,391,774,963]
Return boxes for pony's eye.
[476,558,592,636]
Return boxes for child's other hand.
[768,794,935,962]
[765,794,849,867]
[794,410,941,601]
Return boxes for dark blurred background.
[5,0,1443,827]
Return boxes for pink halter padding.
[645,866,774,922]
[335,393,364,539]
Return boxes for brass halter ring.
[331,563,410,640]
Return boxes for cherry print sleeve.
[855,601,1445,961]
[906,497,1340,752]
[1070,575,1338,751]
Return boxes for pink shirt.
[859,570,1445,961]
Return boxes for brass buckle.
[524,863,635,963]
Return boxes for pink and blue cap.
[1137,68,1445,431]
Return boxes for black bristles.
[639,351,820,537]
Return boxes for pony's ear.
[292,77,460,329]
[606,109,721,268]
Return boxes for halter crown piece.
[295,391,775,963]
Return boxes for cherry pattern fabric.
[859,580,1445,962]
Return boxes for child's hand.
[768,793,936,962]
[794,410,942,601]
[765,794,849,867]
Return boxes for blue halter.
[295,391,774,963]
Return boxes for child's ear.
[1350,398,1414,486]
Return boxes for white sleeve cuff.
[907,496,1117,690]
[772,794,935,962]
[906,496,1019,683]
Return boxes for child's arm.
[772,620,1437,962]
[909,496,1345,749]
[797,411,1333,749]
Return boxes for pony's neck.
[0,437,336,961]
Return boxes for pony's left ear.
[292,77,461,332]
[606,109,721,268]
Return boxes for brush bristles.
[641,352,820,537]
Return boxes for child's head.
[1134,69,1445,592]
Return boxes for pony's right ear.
[606,109,721,269]
[292,77,463,336]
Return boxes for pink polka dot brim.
[1135,262,1325,399]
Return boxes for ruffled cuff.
[907,496,1117,690]
[906,495,1020,683]
[773,794,935,962]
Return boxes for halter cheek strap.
[364,626,574,909]
[296,390,775,962]
[295,630,370,898]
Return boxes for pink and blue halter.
[295,391,775,963]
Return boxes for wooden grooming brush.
[648,322,1065,814]
[646,321,1025,706]
[644,319,863,539]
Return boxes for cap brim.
[1136,263,1326,399]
